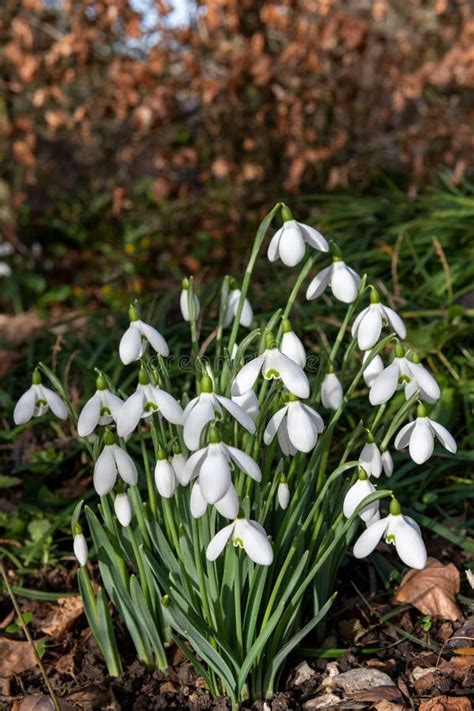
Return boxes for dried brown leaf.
[40,597,83,641]
[0,637,37,677]
[394,557,462,621]
[419,696,472,711]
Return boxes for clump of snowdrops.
[13,203,456,708]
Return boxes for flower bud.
[73,533,88,567]
[114,492,132,527]
[278,480,290,510]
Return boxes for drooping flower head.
[321,370,343,411]
[114,490,132,527]
[358,431,382,478]
[306,242,361,304]
[369,344,440,406]
[14,369,68,425]
[352,289,406,351]
[119,302,169,365]
[206,515,273,566]
[394,402,457,465]
[190,481,239,520]
[77,372,123,437]
[267,205,329,267]
[154,449,177,498]
[93,430,138,496]
[343,468,379,522]
[73,525,88,567]
[180,277,201,322]
[280,318,306,368]
[264,393,324,456]
[223,279,253,328]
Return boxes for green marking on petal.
[144,401,158,412]
[100,406,112,417]
[232,536,244,549]
[264,368,280,380]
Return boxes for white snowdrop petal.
[408,362,441,402]
[117,390,144,438]
[199,449,231,504]
[183,397,215,450]
[13,388,37,425]
[343,480,377,522]
[225,445,262,482]
[381,450,394,477]
[351,306,369,338]
[113,445,138,486]
[119,325,142,364]
[103,391,124,421]
[263,406,288,445]
[94,447,117,495]
[321,373,343,410]
[267,228,283,262]
[231,390,259,423]
[154,460,177,497]
[180,290,190,321]
[240,298,253,328]
[277,422,298,456]
[353,517,388,559]
[43,387,68,420]
[140,322,169,357]
[153,387,183,425]
[114,493,132,527]
[429,420,457,454]
[78,393,101,437]
[331,263,359,303]
[215,395,256,434]
[280,331,306,368]
[357,308,382,350]
[171,453,189,486]
[392,516,427,569]
[382,306,407,340]
[278,482,290,509]
[231,354,265,396]
[215,485,239,519]
[359,442,382,478]
[206,523,235,560]
[276,352,310,398]
[394,421,416,450]
[363,351,384,387]
[183,448,208,482]
[190,482,208,518]
[287,402,317,452]
[73,534,88,567]
[301,404,324,433]
[298,223,329,252]
[278,221,306,266]
[305,265,332,301]
[409,419,434,464]
[237,520,273,566]
[369,361,400,406]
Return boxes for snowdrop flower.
[381,449,394,477]
[171,446,189,486]
[268,205,329,267]
[321,371,343,410]
[206,516,273,566]
[14,370,68,425]
[190,481,239,519]
[154,450,177,498]
[77,372,123,437]
[306,246,361,304]
[114,491,132,527]
[117,367,183,438]
[183,375,255,450]
[231,330,309,399]
[184,428,261,504]
[264,395,324,455]
[93,431,138,496]
[231,389,259,423]
[280,318,306,368]
[369,345,440,405]
[343,469,379,522]
[73,529,88,567]
[394,403,457,465]
[358,433,382,478]
[223,282,253,328]
[363,351,384,387]
[351,290,406,351]
[119,303,169,364]
[277,478,290,510]
[353,498,427,569]
[180,278,200,322]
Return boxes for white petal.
[190,482,208,517]
[280,331,306,368]
[363,351,384,387]
[214,394,256,434]
[183,448,208,483]
[215,485,239,519]
[77,393,101,437]
[231,354,265,396]
[409,419,434,464]
[278,482,290,509]
[287,402,317,452]
[353,517,389,559]
[274,351,310,398]
[429,419,457,454]
[225,445,261,482]
[183,397,215,450]
[369,361,400,406]
[13,388,37,425]
[171,453,189,486]
[102,391,124,422]
[394,421,416,450]
[301,404,325,432]
[114,492,132,527]
[277,422,298,456]
[343,479,377,522]
[42,387,68,419]
[73,534,88,566]
[117,390,144,438]
[237,519,273,566]
[381,450,394,477]
[152,387,183,425]
[263,406,289,445]
[231,390,259,423]
[381,306,407,340]
[180,290,190,321]
[359,442,383,478]
[113,444,138,486]
[321,373,343,410]
[139,321,169,357]
[278,221,305,267]
[154,460,177,497]
[119,324,142,364]
[351,306,369,338]
[305,265,332,301]
[198,447,231,504]
[391,516,427,569]
[94,446,117,495]
[240,297,253,328]
[408,362,440,402]
[206,523,235,560]
[357,307,382,350]
[267,227,283,262]
[298,223,329,252]
[330,262,359,303]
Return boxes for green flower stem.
[140,432,158,519]
[233,551,244,661]
[228,202,282,354]
[187,275,200,359]
[279,253,319,328]
[330,274,367,365]
[216,276,231,360]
